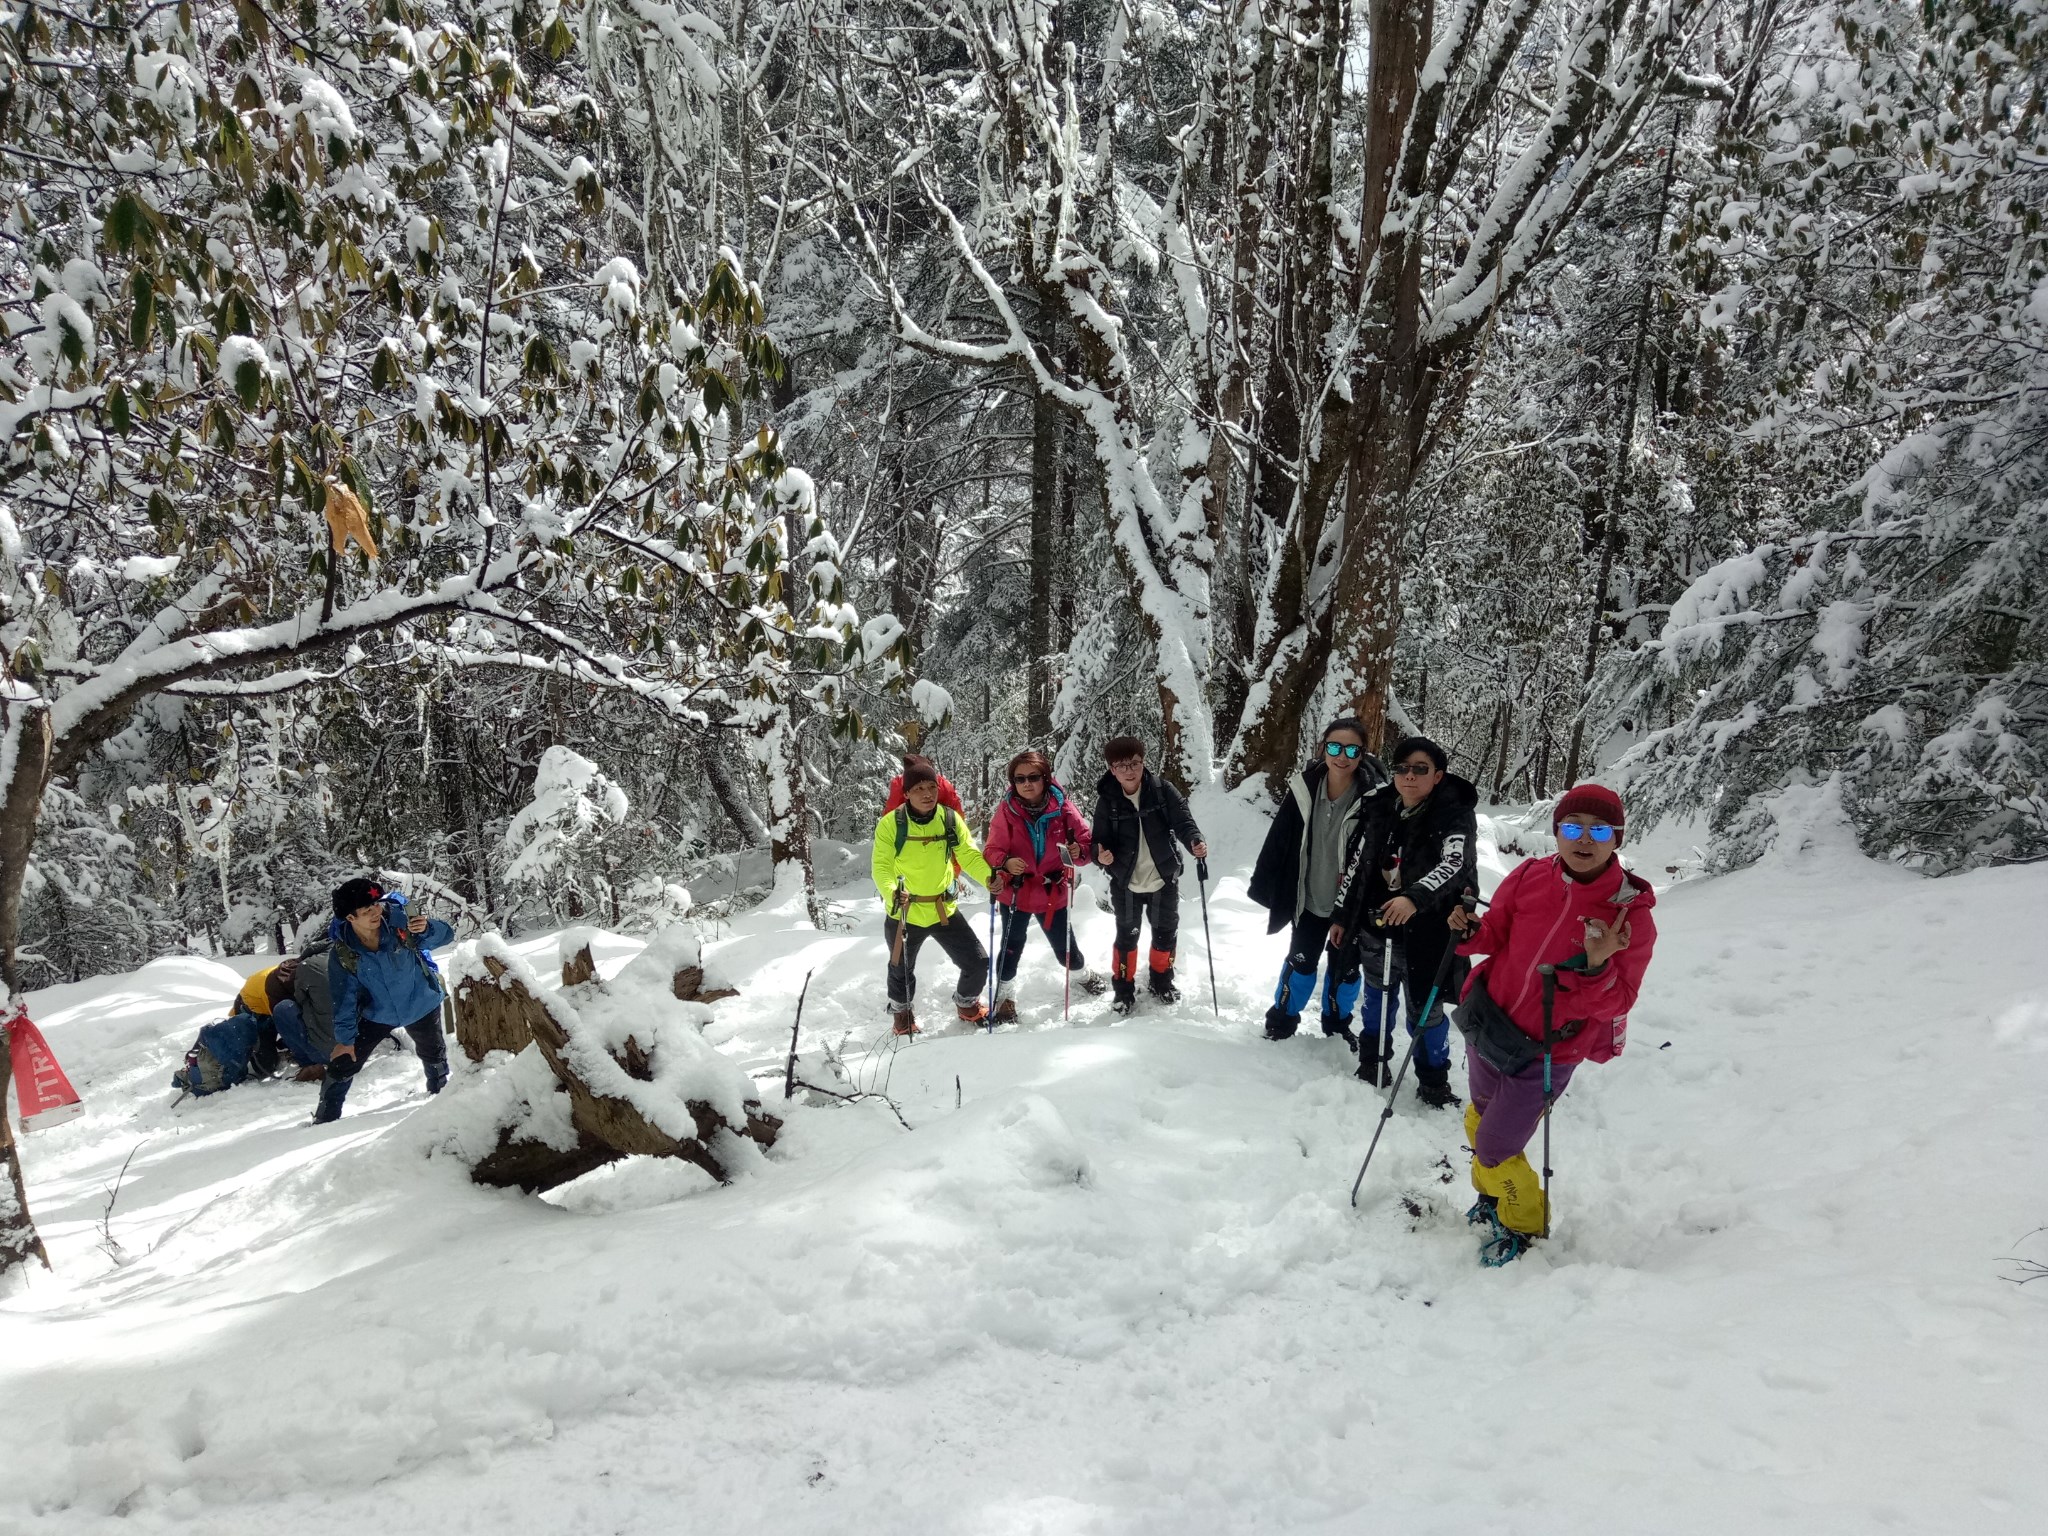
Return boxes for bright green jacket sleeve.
[871,812,899,912]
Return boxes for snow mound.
[4,836,2044,1533]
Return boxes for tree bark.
[0,703,53,1275]
[1028,353,1060,743]
[452,955,539,1061]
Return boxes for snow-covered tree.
[1611,0,2048,868]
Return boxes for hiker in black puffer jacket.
[1329,736,1479,1108]
[1089,735,1207,1015]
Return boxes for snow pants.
[1270,912,1360,1031]
[886,911,988,1008]
[314,1007,449,1123]
[996,903,1085,982]
[1464,1053,1578,1235]
[267,999,326,1067]
[1109,882,1180,986]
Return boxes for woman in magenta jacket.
[1450,783,1659,1263]
[983,750,1104,1021]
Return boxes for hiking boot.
[1109,993,1136,1018]
[955,998,989,1026]
[1478,1213,1534,1268]
[1413,1062,1461,1110]
[891,1008,920,1036]
[312,1077,348,1124]
[1465,1194,1499,1227]
[1078,968,1108,996]
[1263,1007,1299,1041]
[1355,1055,1391,1088]
[1147,969,1179,1004]
[993,997,1018,1024]
[1320,1013,1358,1048]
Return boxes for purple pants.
[1468,1052,1578,1167]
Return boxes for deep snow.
[3,796,2044,1535]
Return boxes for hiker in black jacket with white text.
[1090,736,1208,1015]
[1247,717,1387,1043]
[1329,736,1480,1107]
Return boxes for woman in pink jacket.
[1450,783,1659,1263]
[983,750,1104,1021]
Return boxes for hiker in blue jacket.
[313,877,455,1124]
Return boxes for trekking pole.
[1537,965,1559,1238]
[1350,893,1477,1206]
[986,874,1001,1033]
[1060,847,1075,1023]
[1376,914,1396,1089]
[1196,858,1219,1016]
[889,879,909,972]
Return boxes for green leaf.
[105,191,154,255]
[57,313,85,369]
[109,382,132,435]
[256,179,303,236]
[233,0,270,44]
[129,270,156,348]
[230,291,257,338]
[234,358,263,409]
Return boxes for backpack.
[170,1012,266,1098]
[893,804,963,858]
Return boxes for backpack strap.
[894,805,960,856]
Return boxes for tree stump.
[671,964,738,1003]
[456,953,777,1190]
[561,943,598,988]
[468,1124,620,1193]
[453,955,537,1062]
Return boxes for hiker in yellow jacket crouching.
[872,760,993,1035]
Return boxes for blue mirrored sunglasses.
[1323,741,1363,760]
[1558,822,1616,843]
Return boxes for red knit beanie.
[1553,783,1625,831]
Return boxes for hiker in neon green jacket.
[871,759,994,1034]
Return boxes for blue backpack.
[171,1012,271,1097]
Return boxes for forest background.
[1,0,2040,989]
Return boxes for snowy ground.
[4,795,2045,1535]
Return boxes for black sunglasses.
[1012,773,1044,785]
[1323,742,1362,760]
[1393,762,1438,777]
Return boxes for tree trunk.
[1028,354,1060,743]
[452,954,538,1061]
[0,702,53,1275]
[1563,110,1685,787]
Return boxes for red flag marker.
[5,1003,82,1131]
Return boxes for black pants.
[886,911,989,1007]
[997,904,1083,981]
[315,1008,448,1121]
[1110,881,1180,955]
